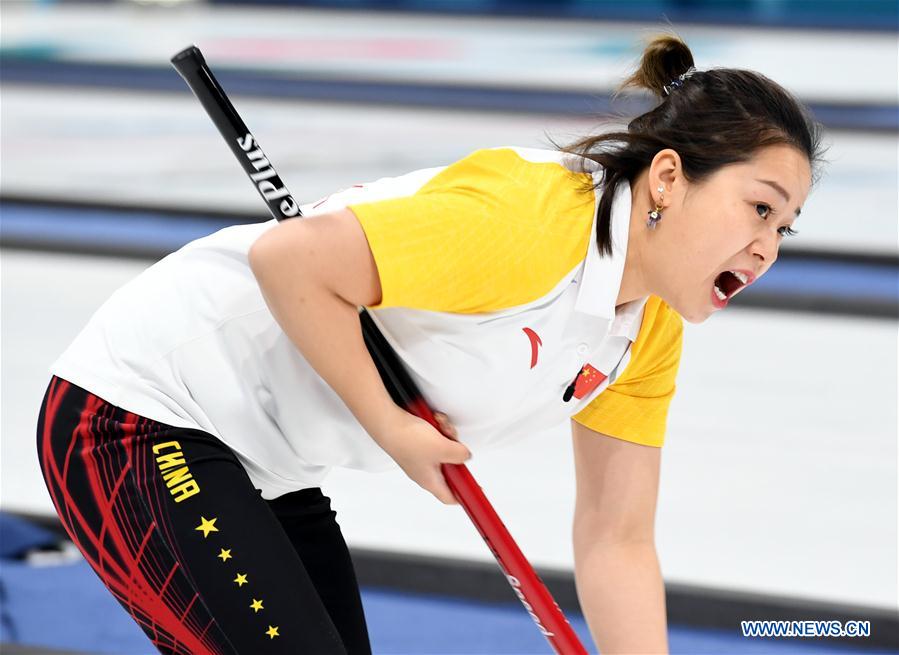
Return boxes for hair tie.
[662,66,698,96]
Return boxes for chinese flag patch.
[572,364,607,399]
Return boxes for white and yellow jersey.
[49,146,683,499]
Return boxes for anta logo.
[522,327,542,368]
[152,441,200,503]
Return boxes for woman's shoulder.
[448,145,599,176]
[421,146,599,222]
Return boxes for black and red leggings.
[36,375,372,655]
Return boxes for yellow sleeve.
[347,147,595,314]
[572,296,683,448]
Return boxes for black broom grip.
[171,46,302,221]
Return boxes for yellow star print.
[217,548,232,562]
[250,599,264,613]
[234,573,248,587]
[195,516,219,538]
[266,625,280,639]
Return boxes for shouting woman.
[37,33,824,655]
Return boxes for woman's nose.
[752,229,780,266]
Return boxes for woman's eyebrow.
[756,179,802,216]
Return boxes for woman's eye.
[755,203,772,219]
[778,225,799,238]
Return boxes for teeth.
[713,285,727,301]
[731,271,749,284]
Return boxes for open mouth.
[712,269,754,304]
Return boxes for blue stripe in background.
[751,259,897,301]
[210,0,899,32]
[1,59,896,133]
[1,201,897,311]
[0,203,253,255]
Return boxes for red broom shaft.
[407,398,588,655]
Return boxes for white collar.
[572,177,648,342]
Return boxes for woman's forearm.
[574,541,668,654]
[249,237,402,447]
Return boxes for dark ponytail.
[559,32,828,257]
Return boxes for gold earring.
[647,185,664,229]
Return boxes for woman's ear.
[649,148,682,203]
